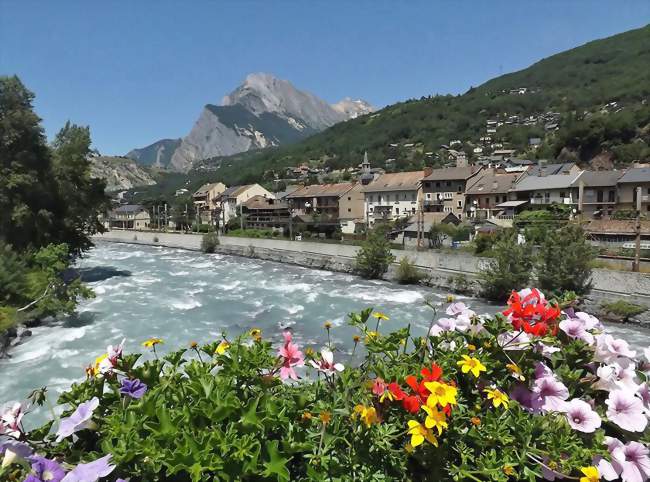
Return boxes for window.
[597,191,603,202]
[369,195,374,203]
[446,181,452,187]
[436,182,441,188]
[457,184,463,193]
[560,192,565,199]
[348,197,351,201]
[457,200,462,208]
[426,193,432,199]
[608,190,615,202]
[395,208,399,215]
[347,208,351,212]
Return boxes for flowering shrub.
[1,289,649,481]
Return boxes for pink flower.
[606,390,648,432]
[278,331,304,381]
[595,334,637,363]
[559,318,594,345]
[429,317,457,336]
[638,383,650,410]
[612,441,650,482]
[107,338,125,365]
[371,378,386,396]
[561,398,601,433]
[594,359,640,392]
[0,402,23,439]
[573,311,602,330]
[533,376,569,412]
[497,330,532,351]
[445,302,470,316]
[309,348,344,376]
[510,384,538,413]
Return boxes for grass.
[600,300,647,321]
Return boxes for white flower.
[593,359,640,392]
[594,334,636,363]
[309,349,344,376]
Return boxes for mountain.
[128,73,374,172]
[192,24,650,184]
[126,138,181,168]
[89,156,157,192]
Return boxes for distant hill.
[127,73,374,172]
[126,138,181,168]
[89,156,157,192]
[131,24,650,200]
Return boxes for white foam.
[170,299,202,310]
[169,271,190,276]
[285,304,304,315]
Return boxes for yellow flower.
[87,353,108,377]
[319,411,332,425]
[579,466,599,482]
[215,340,230,355]
[142,338,163,349]
[457,355,486,378]
[301,411,312,422]
[484,388,509,409]
[446,294,455,303]
[506,363,525,381]
[406,420,438,448]
[467,344,476,352]
[304,347,315,358]
[421,405,448,435]
[503,465,515,476]
[372,312,389,321]
[324,321,332,330]
[365,331,379,344]
[379,389,396,403]
[249,328,262,339]
[470,416,481,426]
[404,442,414,453]
[423,381,458,408]
[353,404,379,428]
[189,341,198,349]
[352,335,361,343]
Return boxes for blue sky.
[1,1,649,155]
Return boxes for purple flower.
[594,359,639,392]
[445,302,470,316]
[509,384,538,413]
[26,456,66,482]
[497,330,532,351]
[429,317,456,336]
[612,441,650,482]
[559,318,594,345]
[119,378,147,399]
[0,437,32,461]
[533,376,569,412]
[595,334,636,363]
[561,398,601,433]
[638,383,650,410]
[606,390,648,432]
[61,454,115,482]
[0,402,24,438]
[55,397,99,443]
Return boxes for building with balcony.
[241,195,290,231]
[512,172,582,206]
[616,167,650,213]
[573,170,623,219]
[420,166,482,219]
[465,169,522,220]
[192,182,226,224]
[362,171,424,225]
[217,184,275,227]
[109,205,150,230]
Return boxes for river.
[1,242,648,417]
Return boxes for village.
[104,149,650,253]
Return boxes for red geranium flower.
[503,288,561,336]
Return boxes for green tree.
[479,231,533,301]
[536,224,596,296]
[355,229,395,279]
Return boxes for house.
[362,171,424,225]
[616,167,650,213]
[492,149,517,160]
[109,205,150,230]
[399,212,461,246]
[528,137,542,148]
[420,166,482,219]
[512,172,582,206]
[465,170,523,220]
[573,171,623,219]
[217,184,275,226]
[192,182,226,223]
[241,196,290,231]
[526,162,579,177]
[583,219,650,248]
[357,152,385,185]
[272,185,301,200]
[338,183,366,234]
[447,150,468,167]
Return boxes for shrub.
[355,230,395,279]
[395,257,424,284]
[536,224,596,296]
[479,231,533,300]
[152,236,159,243]
[472,232,496,255]
[600,299,647,321]
[450,273,471,294]
[201,232,220,253]
[5,292,649,481]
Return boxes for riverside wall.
[93,230,650,312]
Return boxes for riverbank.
[94,230,650,324]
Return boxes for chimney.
[423,166,433,178]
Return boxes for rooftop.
[287,182,357,198]
[402,212,460,232]
[583,219,650,236]
[113,204,146,213]
[362,171,424,192]
[422,166,481,182]
[513,173,581,191]
[193,182,222,196]
[466,170,521,195]
[243,195,288,210]
[572,170,623,187]
[618,167,650,184]
[221,184,254,198]
[527,162,576,177]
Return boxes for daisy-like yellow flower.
[470,416,481,426]
[352,335,361,343]
[457,355,486,378]
[215,340,230,355]
[423,381,458,408]
[484,387,509,409]
[372,312,389,321]
[446,294,455,303]
[301,411,312,422]
[406,420,438,448]
[421,404,448,435]
[503,465,515,476]
[319,411,332,425]
[142,337,163,349]
[467,344,477,352]
[353,404,379,428]
[579,466,599,482]
[249,328,262,339]
[323,321,332,330]
[365,331,379,344]
[87,353,108,377]
[380,389,396,403]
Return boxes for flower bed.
[1,288,649,481]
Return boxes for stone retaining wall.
[94,230,650,310]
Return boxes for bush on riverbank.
[479,231,533,300]
[3,289,649,481]
[600,299,647,322]
[200,232,220,253]
[355,229,395,279]
[395,256,425,284]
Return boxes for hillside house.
[192,182,226,224]
[399,212,461,247]
[241,196,290,231]
[573,171,622,219]
[217,184,275,226]
[362,171,424,225]
[512,172,582,207]
[465,170,522,220]
[420,166,482,219]
[109,205,150,230]
[287,183,361,235]
[616,167,650,213]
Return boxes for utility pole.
[240,202,244,230]
[164,203,168,231]
[633,186,642,272]
[288,200,293,240]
